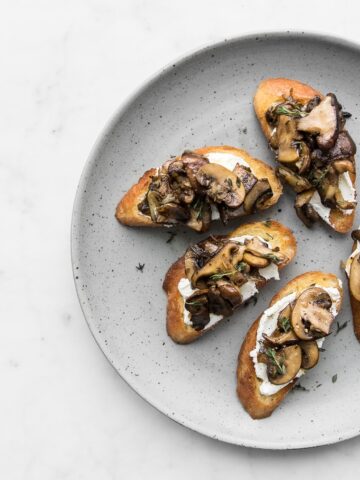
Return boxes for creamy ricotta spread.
[250,284,341,396]
[309,172,356,225]
[178,235,280,329]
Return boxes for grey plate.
[71,32,360,449]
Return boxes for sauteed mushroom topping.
[349,253,360,302]
[182,235,286,329]
[256,286,337,386]
[138,150,274,230]
[266,91,356,227]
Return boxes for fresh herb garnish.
[265,348,286,375]
[210,271,236,281]
[166,231,177,244]
[136,262,145,272]
[235,262,248,272]
[279,316,291,333]
[264,253,281,265]
[319,347,326,352]
[294,383,309,392]
[332,374,338,383]
[263,220,272,228]
[334,320,348,336]
[192,197,204,220]
[275,105,308,118]
[185,300,203,307]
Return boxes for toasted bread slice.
[345,232,360,342]
[237,271,343,419]
[163,220,296,344]
[116,145,282,229]
[254,78,356,233]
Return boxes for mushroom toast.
[344,227,360,342]
[163,220,296,344]
[254,78,357,233]
[237,272,343,419]
[116,146,282,232]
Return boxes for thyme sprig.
[275,105,308,118]
[279,316,291,333]
[265,348,286,375]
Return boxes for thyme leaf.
[279,316,291,333]
[275,105,308,118]
[332,374,338,383]
[334,320,348,336]
[265,348,286,375]
[136,262,145,272]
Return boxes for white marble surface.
[2,0,360,478]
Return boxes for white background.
[2,0,360,478]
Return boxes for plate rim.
[71,30,360,449]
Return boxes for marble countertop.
[3,1,360,478]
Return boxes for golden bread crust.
[163,220,296,344]
[253,78,355,233]
[237,271,343,419]
[116,146,282,228]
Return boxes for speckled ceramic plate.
[71,32,360,449]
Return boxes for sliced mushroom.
[187,198,211,232]
[233,164,257,192]
[333,159,355,174]
[296,142,311,174]
[244,237,286,264]
[181,151,209,189]
[266,345,302,385]
[327,131,356,160]
[192,241,246,288]
[207,285,233,317]
[263,330,298,346]
[157,202,190,222]
[317,168,339,208]
[243,179,273,213]
[276,115,300,162]
[294,189,319,227]
[243,252,270,268]
[334,189,356,211]
[184,290,210,331]
[216,280,242,308]
[297,94,340,150]
[291,287,334,340]
[196,163,245,208]
[350,253,360,301]
[277,166,313,193]
[299,341,319,369]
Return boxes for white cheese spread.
[309,172,356,225]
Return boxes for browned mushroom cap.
[195,163,245,208]
[243,252,269,268]
[317,167,339,208]
[299,341,319,369]
[294,189,320,227]
[157,202,190,222]
[275,115,300,162]
[181,151,209,189]
[233,164,257,192]
[263,329,298,346]
[184,237,226,282]
[297,94,340,150]
[216,280,242,308]
[244,237,286,265]
[277,166,313,193]
[327,131,357,160]
[333,159,355,174]
[192,241,246,288]
[184,290,210,331]
[297,142,311,174]
[291,287,334,340]
[266,345,302,385]
[207,285,233,316]
[243,179,273,213]
[334,189,356,211]
[187,198,212,232]
[350,253,360,301]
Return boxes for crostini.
[116,146,282,232]
[163,220,296,344]
[254,78,356,233]
[237,271,343,419]
[344,227,360,342]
